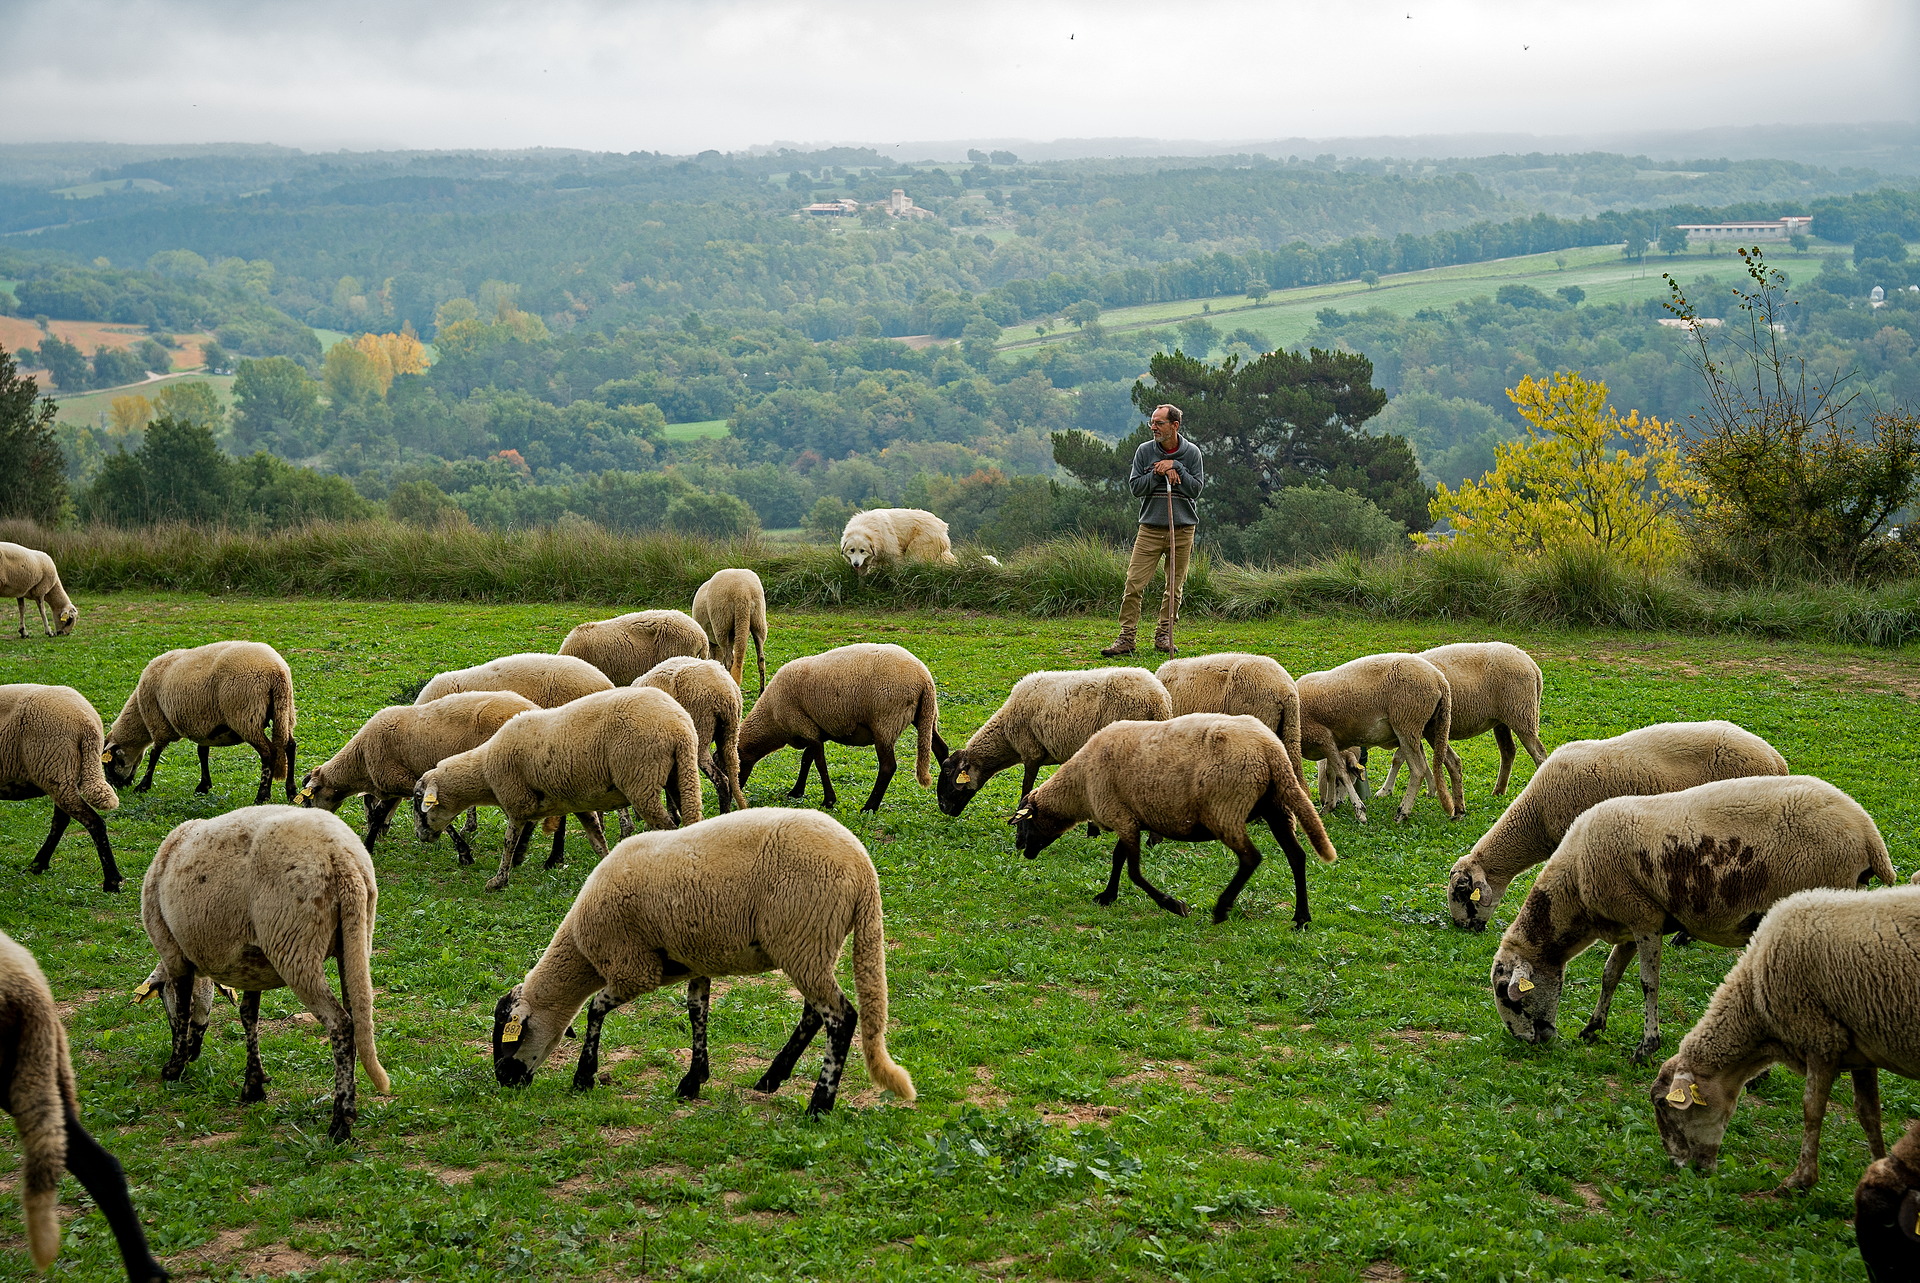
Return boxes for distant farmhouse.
[799,189,935,220]
[1675,215,1813,242]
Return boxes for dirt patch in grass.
[176,1227,326,1277]
[1375,1029,1467,1050]
[1038,1103,1122,1125]
[965,1065,1009,1108]
[1590,647,1920,701]
[1361,1263,1408,1282]
[188,1131,238,1148]
[1573,1182,1606,1210]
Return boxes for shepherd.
[1101,404,1205,657]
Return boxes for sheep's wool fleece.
[417,654,613,708]
[0,543,63,602]
[0,684,116,810]
[1048,713,1295,832]
[985,667,1169,762]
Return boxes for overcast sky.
[3,0,1915,155]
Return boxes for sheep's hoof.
[571,1072,597,1092]
[1093,891,1119,907]
[1630,1039,1661,1064]
[327,1119,353,1145]
[1291,918,1311,932]
[1577,1023,1604,1043]
[1163,899,1191,918]
[484,874,511,892]
[25,860,49,876]
[240,1083,268,1105]
[674,1075,705,1099]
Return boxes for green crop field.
[51,374,236,428]
[1,595,1916,1280]
[664,419,730,442]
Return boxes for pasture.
[1,594,1917,1280]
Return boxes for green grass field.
[2,595,1916,1280]
[52,374,236,428]
[664,419,730,442]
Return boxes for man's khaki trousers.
[1118,522,1195,636]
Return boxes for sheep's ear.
[1898,1189,1919,1242]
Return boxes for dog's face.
[840,529,875,570]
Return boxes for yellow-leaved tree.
[349,327,429,395]
[108,394,153,437]
[1427,371,1700,570]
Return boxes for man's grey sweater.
[1128,435,1205,527]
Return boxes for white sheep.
[1296,652,1454,823]
[839,508,957,570]
[1650,884,1920,1192]
[1856,1118,1920,1281]
[0,930,168,1281]
[1491,775,1895,1062]
[0,542,77,638]
[104,640,298,806]
[691,568,768,692]
[635,656,746,813]
[1156,652,1304,785]
[1010,713,1339,926]
[559,610,710,686]
[139,805,389,1144]
[937,667,1171,816]
[0,683,125,891]
[737,643,947,812]
[1372,641,1547,809]
[412,687,702,891]
[1448,720,1788,931]
[415,652,614,708]
[490,808,914,1115]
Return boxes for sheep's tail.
[13,999,73,1269]
[1270,742,1338,864]
[849,873,915,1101]
[728,626,748,687]
[1426,680,1453,815]
[752,609,767,693]
[338,861,390,1093]
[266,667,296,783]
[676,728,704,825]
[913,678,937,789]
[79,724,119,812]
[1869,835,1898,886]
[715,701,747,811]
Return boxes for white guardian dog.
[839,508,957,571]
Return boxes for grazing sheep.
[1296,653,1454,824]
[1448,720,1788,932]
[559,610,709,686]
[1374,642,1547,809]
[103,641,298,806]
[415,652,614,708]
[139,806,389,1144]
[1492,775,1894,1061]
[937,667,1171,817]
[0,542,77,638]
[1,683,124,892]
[412,687,702,891]
[296,690,538,863]
[1010,714,1339,926]
[1156,653,1304,786]
[1649,885,1920,1192]
[491,808,914,1115]
[635,657,746,814]
[738,643,947,812]
[1857,1118,1920,1282]
[0,931,169,1282]
[839,508,956,570]
[691,568,768,692]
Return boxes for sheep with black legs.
[0,542,78,638]
[1156,653,1305,785]
[559,610,709,686]
[0,931,169,1281]
[490,808,914,1115]
[138,806,389,1144]
[1009,714,1339,926]
[634,657,746,813]
[103,641,298,805]
[692,568,768,692]
[1296,652,1454,823]
[1373,641,1547,810]
[1491,775,1895,1061]
[1,683,125,892]
[1857,1118,1920,1282]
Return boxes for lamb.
[737,643,947,812]
[1372,642,1547,809]
[558,610,710,686]
[1856,1118,1920,1282]
[296,690,539,863]
[138,805,389,1144]
[103,640,298,806]
[937,667,1171,816]
[1155,653,1304,785]
[490,808,914,1115]
[0,931,168,1281]
[412,687,702,891]
[839,508,957,570]
[1649,884,1920,1192]
[1491,775,1895,1062]
[414,652,614,708]
[1295,652,1454,823]
[635,657,746,813]
[0,541,78,638]
[1,683,125,892]
[691,568,768,692]
[1009,713,1340,926]
[1448,720,1788,932]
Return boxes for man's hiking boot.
[1099,630,1136,658]
[1152,622,1177,655]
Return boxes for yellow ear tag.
[1690,1081,1706,1106]
[422,789,438,807]
[1666,1084,1690,1107]
[501,1016,523,1043]
[101,751,113,764]
[133,981,156,1004]
[956,770,972,786]
[1469,887,1482,902]
[218,985,238,1005]
[1515,976,1535,993]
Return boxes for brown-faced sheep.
[1156,653,1305,786]
[1650,884,1920,1192]
[1374,641,1547,809]
[937,667,1170,816]
[103,640,298,806]
[139,806,389,1144]
[559,610,710,686]
[1296,653,1454,824]
[692,568,768,692]
[0,931,168,1281]
[1448,720,1788,931]
[1,683,124,891]
[635,656,746,814]
[1857,1118,1920,1282]
[1492,775,1895,1062]
[1010,714,1339,926]
[412,687,702,891]
[0,542,77,639]
[415,653,614,708]
[839,508,956,569]
[737,643,947,812]
[491,808,913,1115]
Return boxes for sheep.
[1372,641,1547,809]
[1857,1118,1920,1282]
[0,931,168,1281]
[295,690,539,864]
[635,657,746,814]
[1,683,125,892]
[1295,653,1454,824]
[491,807,914,1115]
[412,687,702,891]
[1491,775,1895,1062]
[937,667,1171,817]
[1649,884,1920,1192]
[1009,713,1340,926]
[138,805,389,1144]
[0,541,77,639]
[414,652,614,708]
[103,640,298,806]
[1155,653,1304,785]
[839,508,957,570]
[1447,720,1788,932]
[558,610,710,686]
[737,643,947,812]
[691,568,768,692]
